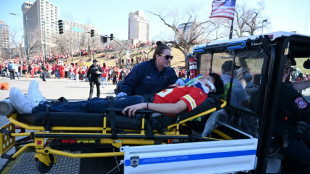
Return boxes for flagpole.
[229,19,234,39]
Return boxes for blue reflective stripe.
[125,149,256,166]
[227,41,246,50]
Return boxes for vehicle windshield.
[201,49,265,114]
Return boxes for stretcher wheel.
[36,154,54,173]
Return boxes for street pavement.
[0,76,117,173]
[0,76,116,101]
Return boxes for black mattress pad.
[16,95,222,131]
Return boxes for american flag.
[209,0,236,20]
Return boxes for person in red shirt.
[30,64,35,78]
[59,65,65,78]
[116,67,120,82]
[75,65,80,82]
[22,64,27,75]
[80,65,86,80]
[101,63,108,87]
[122,73,224,117]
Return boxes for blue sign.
[72,27,83,32]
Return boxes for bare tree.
[207,18,230,41]
[243,2,270,35]
[111,40,132,67]
[146,46,155,60]
[55,31,92,62]
[86,36,101,60]
[27,28,43,56]
[55,33,73,57]
[222,1,270,37]
[149,10,216,58]
[79,33,87,51]
[9,29,25,58]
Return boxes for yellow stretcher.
[0,99,227,173]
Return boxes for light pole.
[25,15,30,73]
[9,12,30,75]
[42,19,47,63]
[262,19,268,34]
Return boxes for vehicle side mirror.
[303,59,310,69]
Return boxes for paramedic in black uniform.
[274,58,310,174]
[87,59,103,99]
[116,41,183,98]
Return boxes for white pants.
[75,74,79,82]
[102,77,108,87]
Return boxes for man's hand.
[122,103,146,117]
[175,79,185,86]
[117,92,127,97]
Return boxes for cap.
[303,58,310,69]
[222,60,240,72]
[93,59,98,63]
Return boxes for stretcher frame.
[0,99,227,173]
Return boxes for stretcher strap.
[145,114,154,138]
[108,98,117,139]
[44,104,52,131]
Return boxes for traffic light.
[90,30,94,37]
[110,34,114,40]
[58,20,63,34]
[101,36,107,43]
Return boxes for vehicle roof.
[194,31,310,50]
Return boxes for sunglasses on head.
[161,54,173,60]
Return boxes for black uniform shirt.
[278,83,310,124]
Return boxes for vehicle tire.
[36,154,54,173]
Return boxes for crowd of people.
[0,58,186,86]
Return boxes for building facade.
[22,0,59,57]
[21,0,98,58]
[128,10,149,42]
[63,20,96,39]
[0,20,10,48]
[62,20,96,55]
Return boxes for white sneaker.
[10,88,36,114]
[27,80,46,105]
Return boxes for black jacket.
[274,82,310,137]
[119,60,178,96]
[87,64,103,81]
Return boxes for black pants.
[280,136,310,174]
[9,70,15,79]
[89,80,101,99]
[42,71,46,81]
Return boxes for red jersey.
[102,67,108,77]
[153,86,207,112]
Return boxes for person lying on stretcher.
[9,73,224,117]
